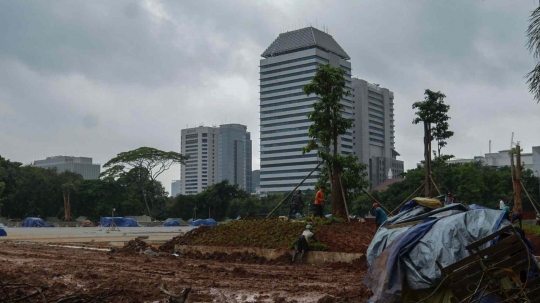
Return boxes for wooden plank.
[481,243,525,265]
[488,250,529,270]
[466,226,514,250]
[475,235,522,258]
[440,254,479,276]
[526,286,540,300]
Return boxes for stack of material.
[363,198,538,303]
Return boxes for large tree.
[527,5,540,103]
[101,147,189,216]
[303,63,357,217]
[412,89,453,197]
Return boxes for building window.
[202,133,207,137]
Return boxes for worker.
[373,203,387,228]
[445,193,454,205]
[536,213,540,226]
[312,186,327,219]
[288,190,304,218]
[292,224,319,263]
[502,205,510,214]
[511,212,523,229]
[499,198,506,210]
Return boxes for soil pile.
[119,238,156,254]
[160,219,376,254]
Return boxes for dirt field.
[0,242,371,302]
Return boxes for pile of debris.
[119,238,156,254]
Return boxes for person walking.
[499,198,506,210]
[312,186,327,219]
[292,224,319,263]
[373,203,387,228]
[288,190,304,218]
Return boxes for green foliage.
[101,147,188,216]
[302,64,368,217]
[523,224,540,236]
[526,6,540,103]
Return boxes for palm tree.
[526,5,540,103]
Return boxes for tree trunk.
[63,193,68,221]
[424,122,431,197]
[515,145,523,215]
[331,126,346,218]
[66,191,71,221]
[141,188,151,216]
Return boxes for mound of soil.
[159,219,376,254]
[118,238,157,254]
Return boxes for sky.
[1,1,540,194]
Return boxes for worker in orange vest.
[312,185,327,219]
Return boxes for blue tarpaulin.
[164,220,180,227]
[22,217,53,227]
[189,218,217,227]
[0,228,6,237]
[99,217,139,227]
[469,204,490,210]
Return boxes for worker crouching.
[292,225,319,264]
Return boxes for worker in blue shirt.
[373,203,387,227]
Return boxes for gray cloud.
[0,0,539,193]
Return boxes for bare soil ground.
[0,242,371,302]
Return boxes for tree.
[303,63,356,217]
[101,147,189,216]
[412,89,453,197]
[195,180,248,220]
[59,172,83,221]
[526,6,540,103]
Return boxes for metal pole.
[361,189,391,215]
[338,175,350,222]
[267,160,325,218]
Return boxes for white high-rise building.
[259,27,354,194]
[181,126,220,195]
[181,124,252,194]
[33,156,100,180]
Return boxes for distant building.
[171,180,182,197]
[219,124,252,192]
[447,146,540,172]
[352,79,404,189]
[251,170,260,193]
[33,156,100,179]
[181,124,252,195]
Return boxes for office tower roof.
[261,27,350,60]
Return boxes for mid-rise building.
[181,124,252,194]
[352,79,404,188]
[219,124,252,191]
[448,146,540,173]
[259,27,354,194]
[33,156,100,179]
[251,169,260,193]
[171,180,182,197]
[181,126,220,195]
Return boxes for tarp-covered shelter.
[364,198,538,303]
[99,217,139,227]
[0,227,6,236]
[189,218,217,227]
[22,217,54,227]
[164,220,180,227]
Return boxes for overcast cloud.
[1,0,539,194]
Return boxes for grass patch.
[523,224,540,236]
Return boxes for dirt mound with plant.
[118,238,156,254]
[159,219,377,254]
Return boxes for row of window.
[261,140,310,148]
[259,62,323,76]
[370,132,384,138]
[261,153,317,162]
[261,133,307,142]
[369,101,384,109]
[341,144,353,149]
[368,91,383,100]
[260,85,306,96]
[261,160,320,168]
[260,76,314,89]
[260,168,318,175]
[340,65,351,71]
[369,125,384,132]
[370,138,384,144]
[261,175,319,182]
[260,126,310,135]
[260,55,329,69]
[370,120,384,127]
[260,104,313,115]
[261,112,309,122]
[260,69,317,83]
[185,134,198,139]
[260,92,306,102]
[342,137,353,142]
[369,107,384,115]
[261,97,318,109]
[185,139,198,144]
[261,118,311,128]
[261,147,303,155]
[369,114,384,121]
[260,182,317,189]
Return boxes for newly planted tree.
[303,63,361,217]
[412,89,453,197]
[101,147,189,216]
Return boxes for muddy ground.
[0,242,371,303]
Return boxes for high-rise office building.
[259,27,354,194]
[219,124,252,192]
[171,180,182,197]
[181,124,252,194]
[352,78,404,188]
[33,156,100,179]
[181,126,220,195]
